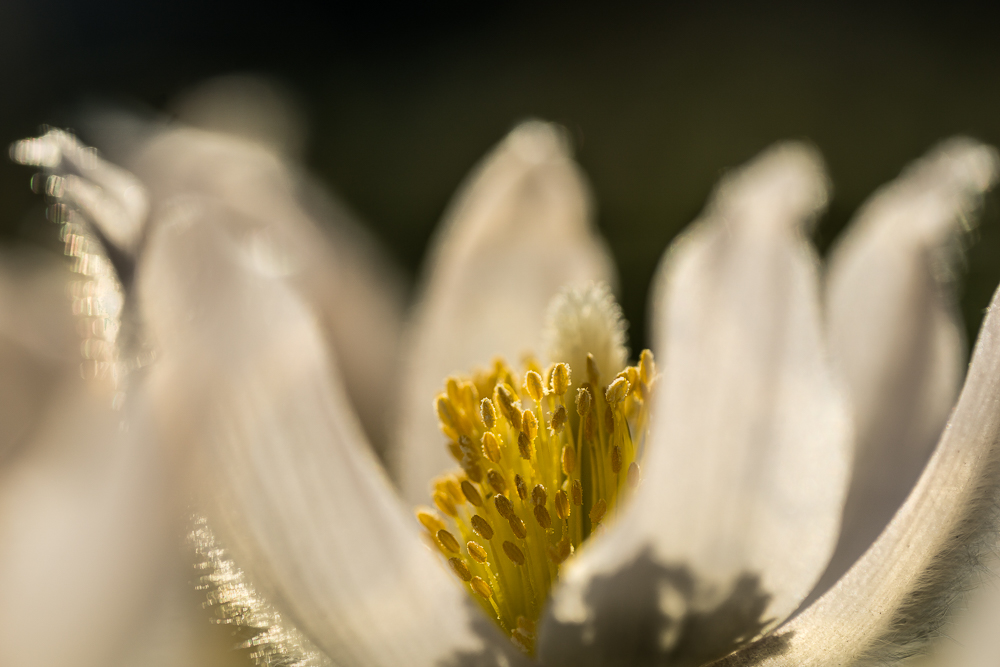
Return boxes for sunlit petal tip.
[708,141,830,233]
[540,142,848,666]
[719,277,1000,666]
[814,138,1000,602]
[395,119,615,504]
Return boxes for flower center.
[415,348,655,653]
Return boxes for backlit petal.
[396,120,614,504]
[130,126,406,457]
[541,143,850,666]
[139,201,522,667]
[718,281,1000,666]
[812,139,999,600]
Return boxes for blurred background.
[2,1,1000,351]
[2,2,1000,664]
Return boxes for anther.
[458,434,476,458]
[551,363,570,395]
[503,541,526,565]
[586,353,600,385]
[606,376,629,405]
[531,484,547,506]
[449,557,472,581]
[496,385,519,427]
[550,405,567,433]
[461,480,484,507]
[466,463,484,484]
[494,494,515,519]
[434,491,458,517]
[471,576,494,599]
[467,541,488,563]
[481,398,497,430]
[626,366,640,393]
[437,529,461,553]
[415,508,445,534]
[517,616,536,636]
[508,514,527,539]
[639,349,655,385]
[611,446,623,474]
[508,405,522,431]
[487,469,507,495]
[561,444,576,475]
[471,514,495,540]
[525,370,545,403]
[447,377,462,407]
[522,410,538,441]
[571,480,583,506]
[534,505,552,529]
[555,490,570,520]
[589,499,607,525]
[627,462,641,488]
[482,432,501,463]
[443,478,465,506]
[514,475,528,500]
[517,432,532,460]
[576,386,593,416]
[436,395,458,431]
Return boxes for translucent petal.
[540,143,850,666]
[0,385,171,667]
[129,126,406,457]
[395,120,614,504]
[812,139,999,600]
[138,201,523,667]
[716,281,1000,666]
[0,249,77,462]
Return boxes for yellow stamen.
[417,348,657,654]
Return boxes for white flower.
[7,92,1000,667]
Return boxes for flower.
[8,85,1000,667]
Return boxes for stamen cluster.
[415,350,656,653]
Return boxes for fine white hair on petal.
[543,281,629,388]
[541,142,850,667]
[808,138,1000,604]
[718,279,1000,667]
[395,119,615,504]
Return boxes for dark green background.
[2,1,999,352]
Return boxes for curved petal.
[396,120,615,504]
[811,139,999,600]
[129,126,406,457]
[717,279,1000,666]
[138,199,523,667]
[540,143,851,666]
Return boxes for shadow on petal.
[539,548,793,667]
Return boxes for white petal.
[139,201,523,667]
[11,129,149,254]
[0,383,171,667]
[0,249,77,461]
[716,279,1000,666]
[130,126,406,457]
[396,120,614,504]
[812,139,999,600]
[540,143,851,666]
